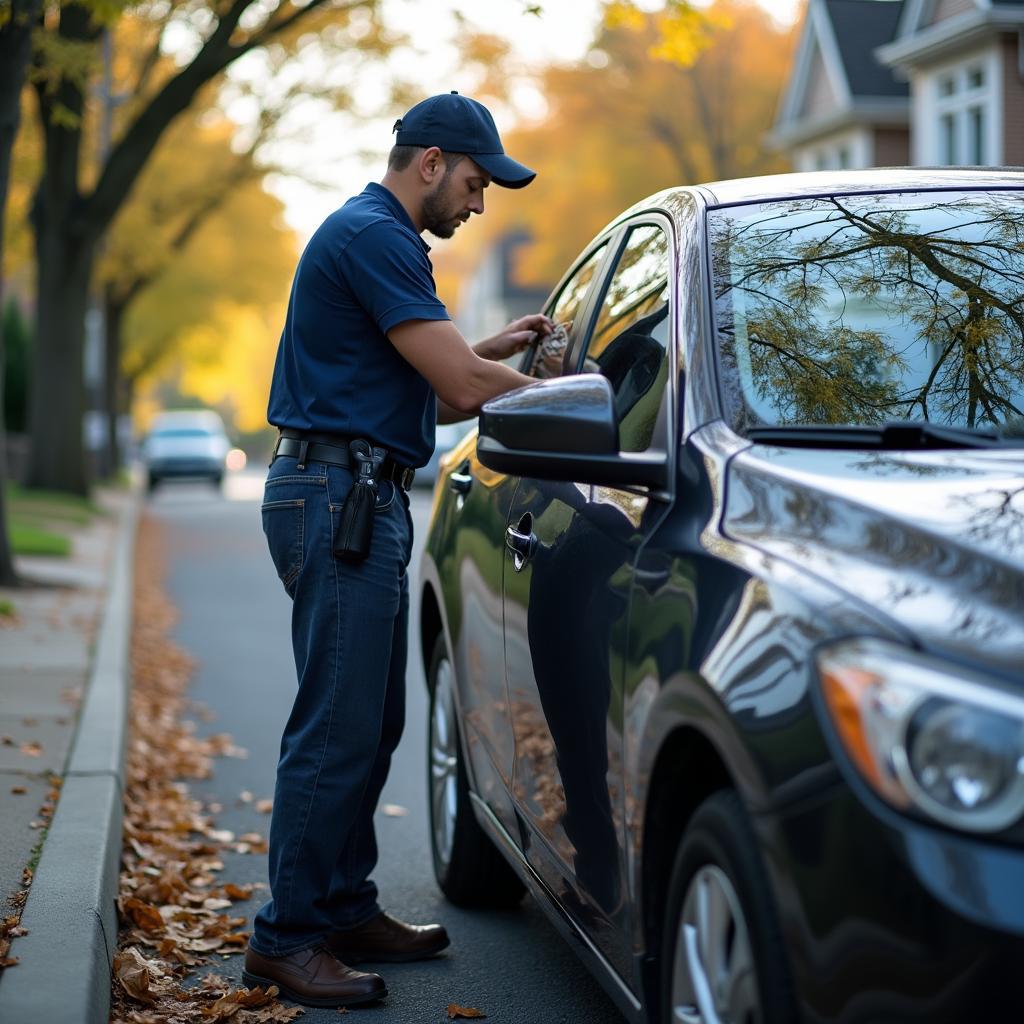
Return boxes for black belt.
[272,431,415,491]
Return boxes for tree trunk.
[27,215,93,495]
[103,286,125,475]
[0,0,43,585]
[26,1,95,496]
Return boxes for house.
[877,0,1024,166]
[772,0,910,170]
[773,0,1024,169]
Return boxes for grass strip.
[7,484,98,525]
[9,521,71,557]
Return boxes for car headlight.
[818,638,1024,833]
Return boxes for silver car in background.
[142,409,231,491]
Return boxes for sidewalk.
[0,484,138,1023]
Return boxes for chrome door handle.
[505,523,537,572]
[449,471,473,495]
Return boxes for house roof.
[773,0,909,147]
[881,0,1024,66]
[826,1,907,97]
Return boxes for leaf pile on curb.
[110,517,300,1024]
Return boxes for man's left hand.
[474,314,554,362]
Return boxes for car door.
[450,241,612,838]
[501,219,676,978]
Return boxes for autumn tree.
[433,0,795,303]
[104,113,297,437]
[24,0,394,494]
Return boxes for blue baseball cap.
[392,91,536,189]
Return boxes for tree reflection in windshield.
[710,192,1024,431]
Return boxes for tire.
[427,633,524,908]
[662,790,798,1024]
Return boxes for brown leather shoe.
[242,944,387,1008]
[326,911,450,963]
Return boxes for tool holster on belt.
[333,440,386,562]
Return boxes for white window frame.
[913,46,1002,166]
[793,127,873,172]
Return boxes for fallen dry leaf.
[114,948,162,1005]
[447,1005,487,1019]
[10,786,26,795]
[222,884,252,902]
[1,736,13,746]
[123,897,165,933]
[254,799,273,814]
[18,741,42,757]
[381,804,408,817]
[0,957,19,968]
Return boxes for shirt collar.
[364,182,431,253]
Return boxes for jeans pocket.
[262,498,304,596]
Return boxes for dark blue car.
[419,168,1024,1024]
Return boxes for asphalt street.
[149,469,626,1024]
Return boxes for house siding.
[928,0,976,26]
[801,45,839,120]
[873,126,911,165]
[1002,34,1024,165]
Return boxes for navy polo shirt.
[267,182,451,468]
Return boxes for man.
[242,92,551,1009]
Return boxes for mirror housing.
[477,374,669,489]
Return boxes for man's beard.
[422,175,464,239]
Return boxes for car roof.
[606,167,1024,233]
[150,409,227,433]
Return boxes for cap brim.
[472,152,536,189]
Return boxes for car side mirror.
[477,374,669,489]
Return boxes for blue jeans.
[250,454,412,956]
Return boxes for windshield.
[708,190,1024,434]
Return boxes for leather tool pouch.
[333,440,386,562]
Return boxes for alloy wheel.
[429,657,459,868]
[670,864,760,1024]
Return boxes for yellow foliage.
[434,0,796,309]
[650,5,731,66]
[603,1,647,31]
[175,302,286,433]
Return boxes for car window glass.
[528,244,607,379]
[709,191,1024,432]
[582,224,671,452]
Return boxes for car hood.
[723,445,1024,679]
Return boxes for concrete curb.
[0,488,140,1024]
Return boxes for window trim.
[518,238,618,378]
[916,47,1001,166]
[573,213,679,461]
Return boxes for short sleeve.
[336,221,451,335]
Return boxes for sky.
[254,0,804,241]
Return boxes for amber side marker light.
[820,659,911,810]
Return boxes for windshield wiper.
[744,422,1021,450]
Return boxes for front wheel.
[427,633,524,908]
[662,790,797,1024]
